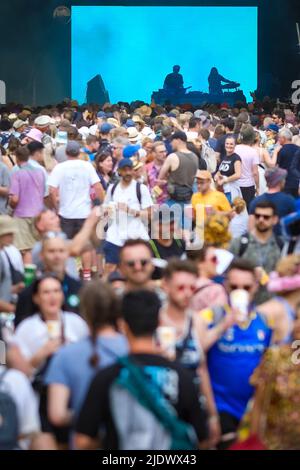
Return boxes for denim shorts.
[103,241,121,265]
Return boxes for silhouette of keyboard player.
[163,65,184,94]
[208,67,238,95]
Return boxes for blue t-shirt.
[249,192,296,235]
[45,334,128,416]
[207,311,272,420]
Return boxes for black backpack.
[238,233,284,257]
[110,181,142,205]
[0,370,19,450]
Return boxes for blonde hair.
[232,197,246,215]
[276,255,300,277]
[204,214,232,248]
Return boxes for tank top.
[175,311,203,377]
[274,296,295,344]
[168,152,198,189]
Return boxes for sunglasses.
[43,231,67,241]
[229,284,253,292]
[207,255,218,264]
[254,213,272,221]
[124,259,151,268]
[175,284,197,293]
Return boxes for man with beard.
[229,201,282,304]
[103,159,153,274]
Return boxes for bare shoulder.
[258,298,286,319]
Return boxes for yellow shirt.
[192,189,231,226]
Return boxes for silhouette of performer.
[208,67,236,94]
[163,65,184,93]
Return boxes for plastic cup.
[24,264,37,287]
[156,326,177,360]
[205,205,213,216]
[230,289,249,322]
[46,320,61,340]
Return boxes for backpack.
[110,357,198,450]
[149,239,183,259]
[110,181,142,205]
[0,370,19,450]
[238,233,284,257]
[3,251,24,285]
[201,142,217,173]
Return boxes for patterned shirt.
[146,162,168,205]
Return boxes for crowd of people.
[1,98,300,450]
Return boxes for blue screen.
[71,6,257,103]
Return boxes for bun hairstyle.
[79,281,121,368]
[232,197,246,215]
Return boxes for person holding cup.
[8,274,88,449]
[197,258,283,449]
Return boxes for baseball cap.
[123,144,141,159]
[66,140,81,156]
[170,131,187,142]
[196,170,212,180]
[266,124,279,133]
[118,158,133,170]
[99,123,114,134]
[125,119,136,128]
[97,111,107,118]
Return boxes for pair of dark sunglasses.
[124,259,151,268]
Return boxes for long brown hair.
[80,281,121,367]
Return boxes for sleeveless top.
[175,311,203,385]
[168,152,198,190]
[274,296,295,344]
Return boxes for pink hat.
[267,271,300,293]
[26,128,43,143]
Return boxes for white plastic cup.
[230,289,249,322]
[156,326,177,360]
[46,320,61,339]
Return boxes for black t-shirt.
[76,353,208,450]
[150,239,186,280]
[218,153,241,178]
[149,239,185,261]
[15,274,82,327]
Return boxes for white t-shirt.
[229,209,249,238]
[104,180,153,246]
[3,245,24,274]
[0,366,40,444]
[185,130,198,141]
[235,144,260,187]
[11,312,89,359]
[48,159,100,219]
